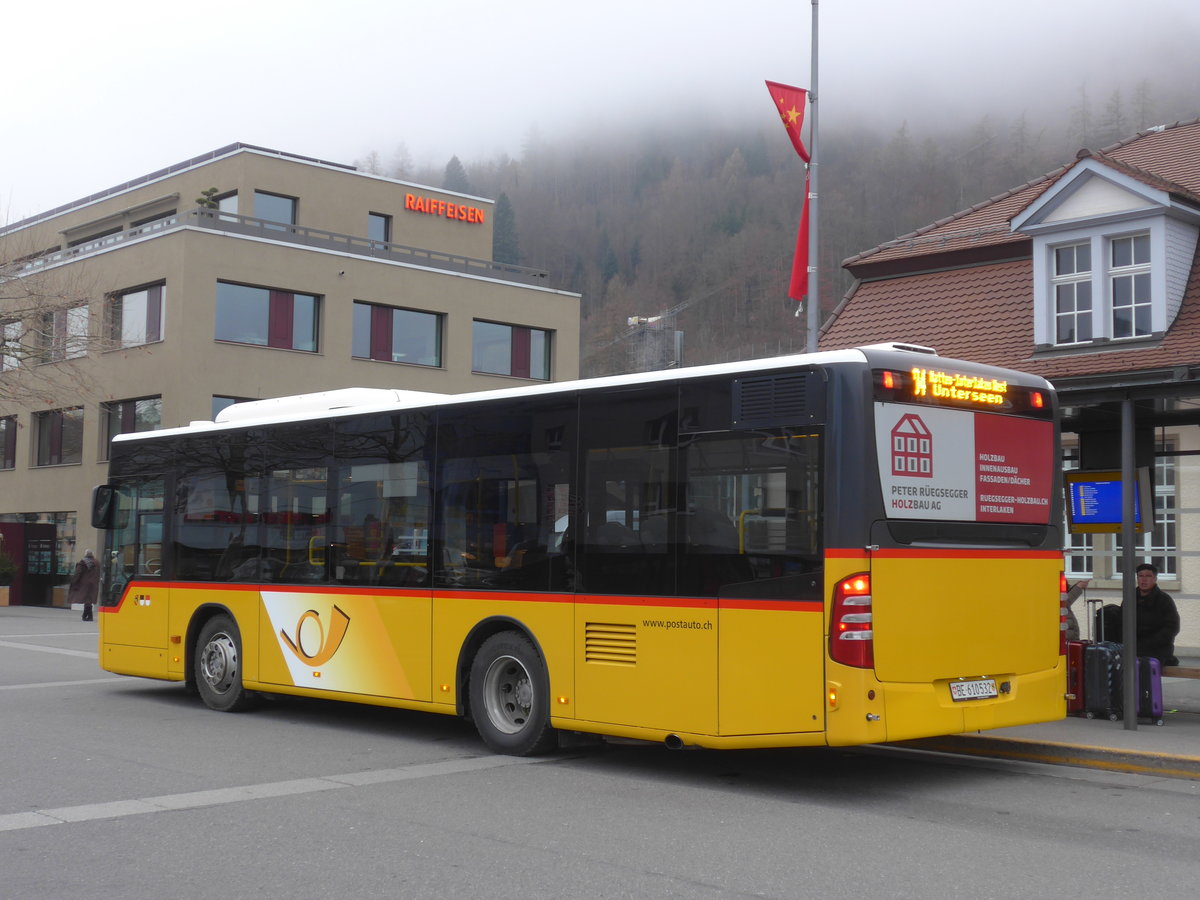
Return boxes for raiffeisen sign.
[404,193,487,224]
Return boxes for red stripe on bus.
[101,583,820,613]
[718,598,824,612]
[825,548,1061,560]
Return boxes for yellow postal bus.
[92,343,1066,754]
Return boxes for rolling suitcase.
[1083,641,1122,721]
[1066,640,1087,716]
[1133,656,1165,726]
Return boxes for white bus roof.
[112,343,1047,443]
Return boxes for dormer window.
[1109,233,1151,338]
[1053,242,1092,344]
[1015,157,1200,351]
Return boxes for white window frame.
[1052,242,1093,345]
[1036,221,1166,348]
[1108,233,1152,339]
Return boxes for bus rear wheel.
[195,614,253,712]
[469,633,556,756]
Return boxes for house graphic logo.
[891,414,933,478]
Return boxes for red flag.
[765,80,810,162]
[789,171,811,304]
[767,81,811,304]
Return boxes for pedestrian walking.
[68,550,101,622]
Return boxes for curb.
[894,734,1200,781]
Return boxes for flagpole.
[806,0,820,352]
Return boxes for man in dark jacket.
[1131,563,1180,667]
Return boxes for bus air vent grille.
[732,373,817,427]
[585,622,637,666]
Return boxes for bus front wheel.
[469,633,556,756]
[195,614,253,712]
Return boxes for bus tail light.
[1059,571,1069,656]
[831,573,873,669]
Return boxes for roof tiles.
[823,120,1200,382]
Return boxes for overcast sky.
[4,0,1199,221]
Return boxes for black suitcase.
[1083,641,1122,721]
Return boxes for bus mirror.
[91,485,127,529]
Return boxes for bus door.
[98,475,169,670]
[704,431,825,736]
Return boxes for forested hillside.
[364,83,1198,376]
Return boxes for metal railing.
[20,209,553,287]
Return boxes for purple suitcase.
[1134,656,1165,725]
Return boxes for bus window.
[579,387,678,596]
[681,431,822,599]
[173,471,261,581]
[333,412,432,588]
[435,401,575,592]
[262,467,329,583]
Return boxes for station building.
[822,120,1200,656]
[0,144,581,605]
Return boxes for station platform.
[898,656,1200,780]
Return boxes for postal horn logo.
[281,605,350,667]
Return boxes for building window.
[1110,233,1152,339]
[217,192,239,222]
[212,395,255,420]
[215,282,319,352]
[1061,447,1094,578]
[352,302,441,367]
[1,320,20,371]
[0,415,16,470]
[102,396,161,456]
[1114,440,1177,578]
[1053,242,1092,344]
[472,321,551,380]
[108,284,164,348]
[34,407,83,466]
[39,305,89,362]
[254,191,297,230]
[368,213,391,245]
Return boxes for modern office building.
[0,144,581,604]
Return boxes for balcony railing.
[19,208,553,287]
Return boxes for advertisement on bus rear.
[874,403,1054,524]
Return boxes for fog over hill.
[366,62,1200,375]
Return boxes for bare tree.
[0,251,108,406]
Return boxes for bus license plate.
[949,679,998,701]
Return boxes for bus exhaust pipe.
[664,734,685,750]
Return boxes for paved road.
[3,607,1199,899]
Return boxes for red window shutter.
[147,285,162,342]
[371,305,392,361]
[268,291,293,348]
[511,327,531,378]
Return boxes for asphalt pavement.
[20,604,1200,780]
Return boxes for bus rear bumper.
[869,660,1067,744]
